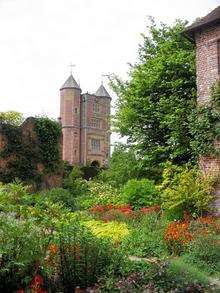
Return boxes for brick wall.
[195,25,220,105]
[195,24,220,214]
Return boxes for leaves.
[111,19,196,169]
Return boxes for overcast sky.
[0,0,219,143]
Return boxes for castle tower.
[60,74,81,165]
[60,73,111,167]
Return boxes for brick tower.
[185,5,220,213]
[60,74,81,165]
[60,75,111,166]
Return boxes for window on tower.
[93,102,100,113]
[74,107,78,114]
[91,138,100,152]
[91,118,101,128]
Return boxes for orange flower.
[48,244,58,254]
[164,221,192,245]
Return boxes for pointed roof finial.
[101,73,110,86]
[69,63,75,75]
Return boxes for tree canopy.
[110,19,196,171]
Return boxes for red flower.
[140,205,161,214]
[32,275,43,286]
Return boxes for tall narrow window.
[91,139,100,152]
[93,102,100,113]
[218,41,220,75]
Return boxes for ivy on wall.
[35,117,62,172]
[0,117,62,185]
[189,80,220,157]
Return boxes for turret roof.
[60,74,80,90]
[95,84,111,98]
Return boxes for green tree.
[0,111,23,126]
[110,19,196,171]
[98,143,143,187]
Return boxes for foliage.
[161,164,214,218]
[121,213,168,258]
[166,258,211,289]
[62,167,89,201]
[189,80,220,157]
[100,260,212,292]
[44,220,124,291]
[79,181,122,209]
[183,217,220,274]
[98,143,143,187]
[81,163,100,180]
[0,116,62,185]
[83,219,129,243]
[122,178,159,209]
[0,215,48,292]
[110,19,196,171]
[35,117,62,172]
[0,111,23,126]
[40,188,77,211]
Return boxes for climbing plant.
[0,116,62,185]
[35,117,62,172]
[189,80,220,157]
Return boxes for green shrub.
[0,215,48,292]
[121,213,168,258]
[121,179,159,209]
[167,258,211,286]
[99,259,212,292]
[83,219,129,243]
[161,164,214,218]
[183,232,220,275]
[40,188,76,210]
[146,259,211,291]
[79,181,122,209]
[46,220,124,291]
[63,167,89,199]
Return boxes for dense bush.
[122,178,159,209]
[83,219,129,244]
[121,212,168,258]
[183,219,220,274]
[99,259,212,292]
[63,167,89,200]
[161,164,214,218]
[0,215,48,292]
[43,220,124,292]
[40,188,77,211]
[79,181,122,209]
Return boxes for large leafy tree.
[111,19,196,171]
